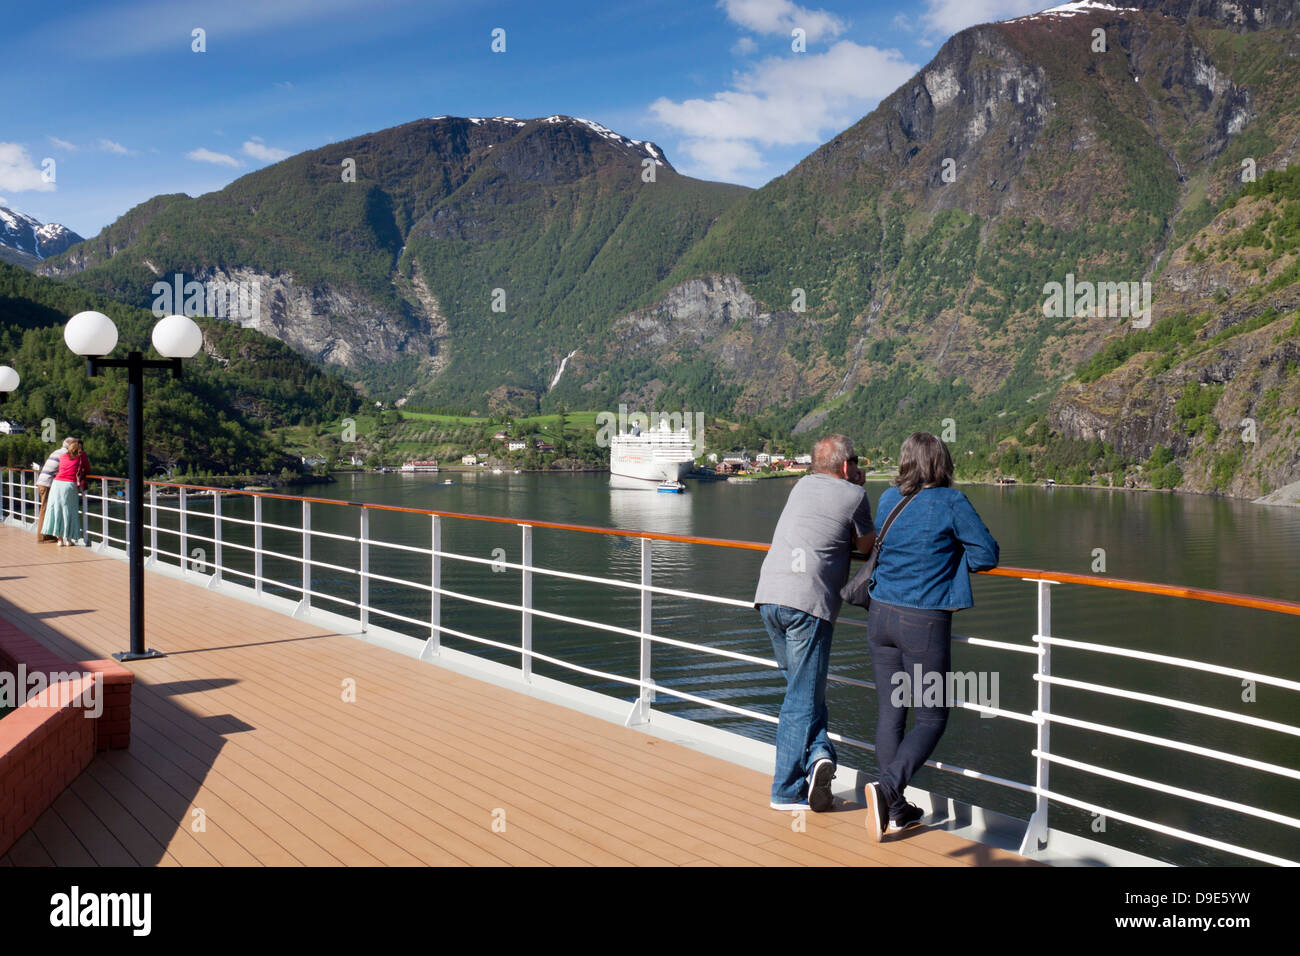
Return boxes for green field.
[269,409,612,468]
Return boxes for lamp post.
[0,366,17,526]
[64,311,204,662]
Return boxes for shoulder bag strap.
[873,492,917,554]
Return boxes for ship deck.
[0,523,1034,867]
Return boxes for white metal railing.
[2,465,1298,867]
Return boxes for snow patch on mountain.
[1010,2,1141,22]
[431,113,667,165]
[0,207,83,261]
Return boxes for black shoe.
[808,759,835,812]
[889,803,925,832]
[866,782,888,841]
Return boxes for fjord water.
[167,473,1299,866]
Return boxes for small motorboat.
[656,481,686,494]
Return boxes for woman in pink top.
[42,438,89,546]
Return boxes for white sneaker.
[770,799,812,811]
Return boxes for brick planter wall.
[0,623,134,857]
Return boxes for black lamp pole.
[88,351,182,662]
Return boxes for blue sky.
[2,0,1054,237]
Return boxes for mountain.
[0,208,83,269]
[33,0,1300,497]
[1050,164,1300,497]
[0,261,361,476]
[38,115,748,408]
[555,0,1300,497]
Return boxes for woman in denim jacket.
[865,432,999,840]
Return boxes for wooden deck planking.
[0,525,1034,867]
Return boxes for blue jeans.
[867,601,953,816]
[760,604,837,802]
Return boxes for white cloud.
[719,0,846,43]
[48,136,78,151]
[96,138,135,155]
[679,138,766,179]
[732,35,759,55]
[892,13,916,32]
[920,0,1043,37]
[650,40,918,180]
[242,140,290,162]
[186,148,242,168]
[0,143,56,193]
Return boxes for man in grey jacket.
[754,434,875,811]
[34,438,74,543]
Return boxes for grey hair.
[812,434,855,474]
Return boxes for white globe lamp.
[65,310,119,357]
[152,314,204,359]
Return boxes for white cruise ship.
[609,425,696,485]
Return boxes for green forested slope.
[0,263,360,476]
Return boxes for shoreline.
[304,468,1292,505]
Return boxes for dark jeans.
[868,600,954,816]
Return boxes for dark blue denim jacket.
[868,485,999,611]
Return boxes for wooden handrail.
[5,467,1299,616]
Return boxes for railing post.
[80,485,89,546]
[209,491,223,588]
[254,495,264,597]
[627,536,654,726]
[179,487,188,573]
[294,500,311,617]
[420,514,441,661]
[99,478,108,551]
[359,508,369,631]
[520,523,532,681]
[20,470,28,527]
[147,484,158,567]
[1020,579,1053,856]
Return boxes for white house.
[0,419,25,435]
[461,454,478,466]
[795,453,812,465]
[507,440,527,451]
[755,453,772,466]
